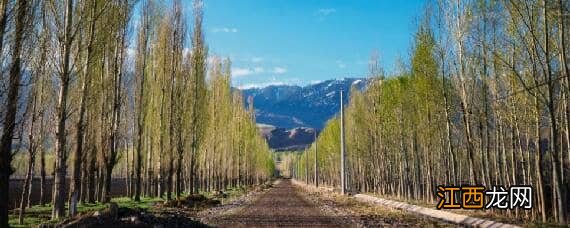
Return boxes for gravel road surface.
[212,179,350,227]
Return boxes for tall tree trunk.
[158,75,166,198]
[189,0,206,194]
[557,0,570,215]
[1,0,28,225]
[135,1,150,202]
[544,0,567,222]
[52,0,74,219]
[38,2,48,207]
[39,139,46,205]
[87,145,96,203]
[104,12,126,203]
[145,134,153,197]
[440,52,457,185]
[70,1,97,215]
[19,79,40,224]
[167,52,176,201]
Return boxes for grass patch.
[9,197,161,228]
[219,186,247,198]
[8,215,53,228]
[112,196,161,209]
[197,186,248,202]
[9,187,255,228]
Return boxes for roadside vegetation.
[0,0,274,227]
[292,0,570,225]
[8,197,160,228]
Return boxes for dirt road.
[211,179,350,227]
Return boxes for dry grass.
[368,193,564,227]
[302,188,455,227]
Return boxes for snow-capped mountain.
[240,78,370,130]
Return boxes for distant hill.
[241,78,369,130]
[241,78,370,150]
[257,124,316,151]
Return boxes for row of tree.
[292,0,569,224]
[0,0,274,226]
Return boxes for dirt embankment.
[49,183,272,228]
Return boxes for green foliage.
[9,197,161,228]
[292,0,570,223]
[293,22,449,193]
[129,0,273,197]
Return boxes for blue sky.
[199,0,426,88]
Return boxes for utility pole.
[305,152,309,184]
[314,130,318,187]
[340,90,346,195]
[295,155,299,179]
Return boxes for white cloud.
[251,57,263,63]
[232,67,253,77]
[232,66,264,77]
[236,78,301,89]
[238,82,288,89]
[272,67,287,74]
[336,60,346,69]
[212,27,238,33]
[231,65,286,78]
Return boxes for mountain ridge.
[239,78,370,150]
[240,78,370,130]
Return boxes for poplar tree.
[1,0,31,225]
